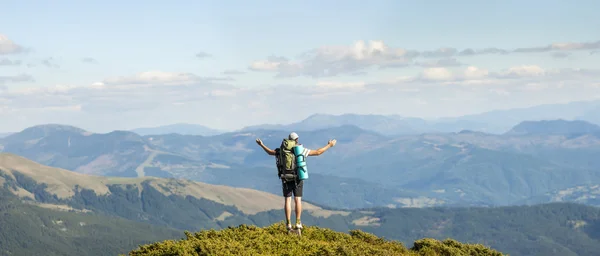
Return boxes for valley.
[2,118,600,210]
[1,153,599,256]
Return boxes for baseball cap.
[289,132,299,140]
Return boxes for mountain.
[240,113,419,135]
[519,184,600,207]
[362,202,600,256]
[1,154,600,256]
[438,99,600,134]
[0,189,183,256]
[128,222,504,256]
[0,132,13,138]
[0,124,151,177]
[130,123,225,136]
[240,113,492,136]
[0,153,347,231]
[505,119,600,136]
[0,124,432,210]
[240,100,600,136]
[3,121,600,209]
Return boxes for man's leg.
[293,180,304,228]
[282,180,293,229]
[294,196,302,223]
[285,196,292,226]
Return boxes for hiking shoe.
[295,223,303,230]
[286,224,293,231]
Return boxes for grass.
[127,222,505,256]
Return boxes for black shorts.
[282,179,303,197]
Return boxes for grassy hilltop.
[127,222,504,256]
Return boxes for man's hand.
[328,139,337,147]
[256,138,276,155]
[309,139,337,156]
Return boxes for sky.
[1,0,599,133]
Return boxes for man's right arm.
[308,139,336,156]
[256,138,276,155]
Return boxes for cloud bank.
[249,39,600,78]
[0,34,27,55]
[1,63,598,132]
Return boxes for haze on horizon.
[1,0,599,133]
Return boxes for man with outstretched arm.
[255,132,337,231]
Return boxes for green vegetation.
[357,203,600,256]
[0,189,183,256]
[2,154,600,255]
[127,222,504,256]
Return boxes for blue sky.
[1,0,599,132]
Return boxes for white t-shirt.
[298,146,311,158]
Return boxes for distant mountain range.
[1,154,599,256]
[120,100,600,137]
[238,113,493,136]
[130,123,225,136]
[2,118,600,210]
[438,99,600,132]
[505,119,600,136]
[238,99,600,135]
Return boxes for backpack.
[276,138,297,182]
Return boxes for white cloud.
[0,74,34,84]
[514,41,600,52]
[0,59,22,66]
[501,65,546,78]
[82,57,98,64]
[416,58,463,67]
[249,56,290,71]
[315,81,366,89]
[464,66,489,80]
[102,71,207,86]
[1,66,600,132]
[249,40,415,77]
[222,69,245,75]
[41,57,59,68]
[489,88,510,96]
[249,39,600,78]
[421,48,458,58]
[520,83,548,91]
[0,35,26,55]
[196,52,212,59]
[421,68,454,81]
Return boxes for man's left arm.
[307,139,336,156]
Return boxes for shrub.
[127,222,505,256]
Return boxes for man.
[255,132,337,231]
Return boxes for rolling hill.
[0,125,430,210]
[1,154,600,256]
[0,188,183,256]
[519,184,600,207]
[3,119,600,209]
[0,153,348,230]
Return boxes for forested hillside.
[1,154,599,255]
[0,189,183,256]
